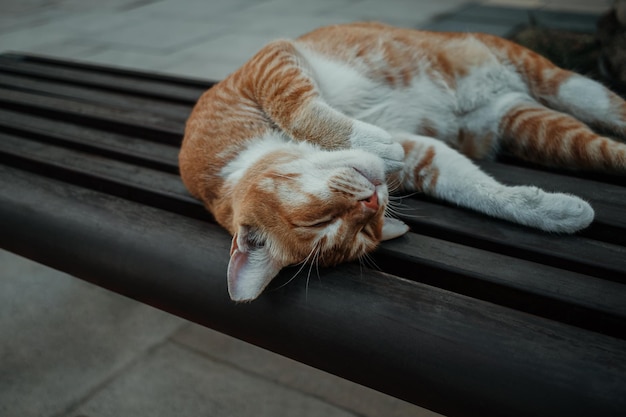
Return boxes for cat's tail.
[499,101,626,174]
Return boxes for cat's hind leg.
[499,100,626,174]
[389,132,594,233]
[546,73,626,138]
[481,34,626,137]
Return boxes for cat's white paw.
[503,186,594,233]
[350,121,404,174]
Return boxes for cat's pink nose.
[361,192,379,211]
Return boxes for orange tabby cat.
[179,22,626,302]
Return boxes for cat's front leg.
[391,132,594,233]
[349,120,405,174]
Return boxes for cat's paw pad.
[350,122,404,174]
[506,186,594,233]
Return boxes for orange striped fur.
[180,22,624,301]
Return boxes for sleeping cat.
[179,22,626,302]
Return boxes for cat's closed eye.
[310,218,335,228]
[294,216,336,228]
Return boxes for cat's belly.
[299,45,458,141]
[298,43,528,146]
[344,78,459,140]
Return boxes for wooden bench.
[1,52,625,417]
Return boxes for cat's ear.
[227,226,282,302]
[381,217,409,241]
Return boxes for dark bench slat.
[1,164,624,417]
[480,161,626,243]
[2,131,625,338]
[0,132,207,219]
[481,160,626,215]
[0,109,179,173]
[404,194,625,245]
[0,87,183,144]
[376,234,626,338]
[378,232,626,318]
[0,53,209,103]
[398,197,626,281]
[1,52,213,89]
[0,72,193,120]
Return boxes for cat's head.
[225,146,409,302]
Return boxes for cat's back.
[295,22,503,84]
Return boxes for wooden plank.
[377,235,626,339]
[0,52,213,88]
[0,53,209,103]
[0,87,183,144]
[1,164,624,417]
[0,132,206,220]
[0,109,179,173]
[0,72,192,120]
[480,160,626,228]
[396,197,626,281]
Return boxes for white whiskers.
[385,198,424,220]
[272,240,322,300]
[358,250,381,272]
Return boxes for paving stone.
[157,31,280,79]
[482,0,544,8]
[13,37,108,60]
[543,0,613,14]
[423,18,517,36]
[533,9,604,32]
[0,25,72,52]
[334,0,469,27]
[78,48,185,73]
[446,3,604,33]
[126,0,260,20]
[237,0,359,17]
[28,10,137,34]
[172,323,443,417]
[0,10,67,34]
[223,13,356,38]
[448,3,539,25]
[0,250,185,417]
[70,342,359,417]
[74,16,224,52]
[43,0,161,12]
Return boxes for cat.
[179,22,626,302]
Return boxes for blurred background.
[0,1,618,416]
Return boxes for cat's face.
[226,148,408,301]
